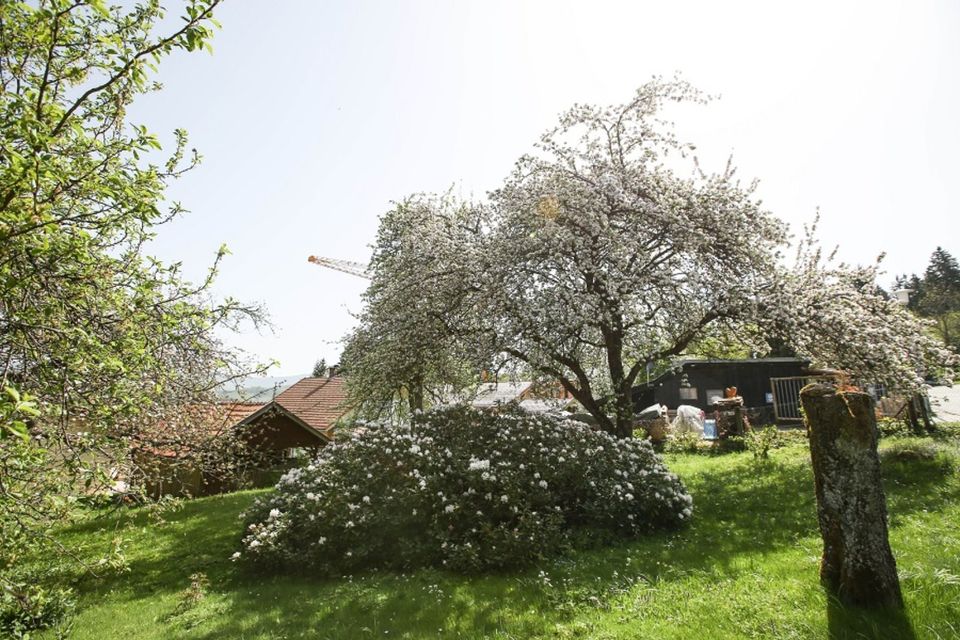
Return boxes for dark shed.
[631,358,810,415]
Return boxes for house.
[631,358,811,424]
[235,375,348,459]
[132,400,265,498]
[471,380,573,413]
[138,376,349,497]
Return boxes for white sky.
[138,0,960,376]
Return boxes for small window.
[706,389,724,404]
[678,387,698,400]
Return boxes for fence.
[770,376,816,423]
[770,376,892,424]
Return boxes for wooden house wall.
[632,360,809,411]
[240,412,328,451]
[139,412,329,498]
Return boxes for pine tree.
[312,359,328,378]
[893,273,925,311]
[912,248,960,348]
[923,248,960,298]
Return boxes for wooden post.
[906,396,923,435]
[800,383,904,608]
[919,394,934,433]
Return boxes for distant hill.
[216,373,310,402]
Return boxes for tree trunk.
[407,373,424,414]
[800,383,904,608]
[906,396,924,436]
[614,391,635,439]
[603,325,634,439]
[919,394,934,433]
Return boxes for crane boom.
[307,255,371,279]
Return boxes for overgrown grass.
[39,437,960,639]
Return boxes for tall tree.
[346,81,957,438]
[312,359,328,378]
[478,81,956,437]
[896,247,960,349]
[341,194,484,419]
[918,247,960,348]
[0,0,263,618]
[481,80,787,437]
[0,0,259,423]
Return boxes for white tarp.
[637,403,666,421]
[672,405,705,435]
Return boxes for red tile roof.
[135,401,267,458]
[273,376,348,434]
[222,401,266,426]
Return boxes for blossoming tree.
[480,79,798,437]
[347,79,957,438]
[341,194,486,418]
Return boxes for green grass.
[40,439,960,639]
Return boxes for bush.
[877,417,911,439]
[0,581,74,639]
[746,426,779,460]
[663,431,705,454]
[238,406,691,574]
[171,573,209,618]
[931,421,960,441]
[880,438,950,464]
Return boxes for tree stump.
[800,383,904,608]
[639,416,669,443]
[714,396,750,439]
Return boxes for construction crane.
[307,255,370,279]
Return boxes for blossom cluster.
[759,220,959,392]
[237,406,691,574]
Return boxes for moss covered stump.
[800,383,903,608]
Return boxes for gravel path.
[928,385,960,423]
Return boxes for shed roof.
[673,357,809,367]
[632,357,811,394]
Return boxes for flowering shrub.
[237,406,691,574]
[663,431,705,454]
[877,417,912,439]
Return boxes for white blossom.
[468,457,490,472]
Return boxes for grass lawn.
[41,437,960,639]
